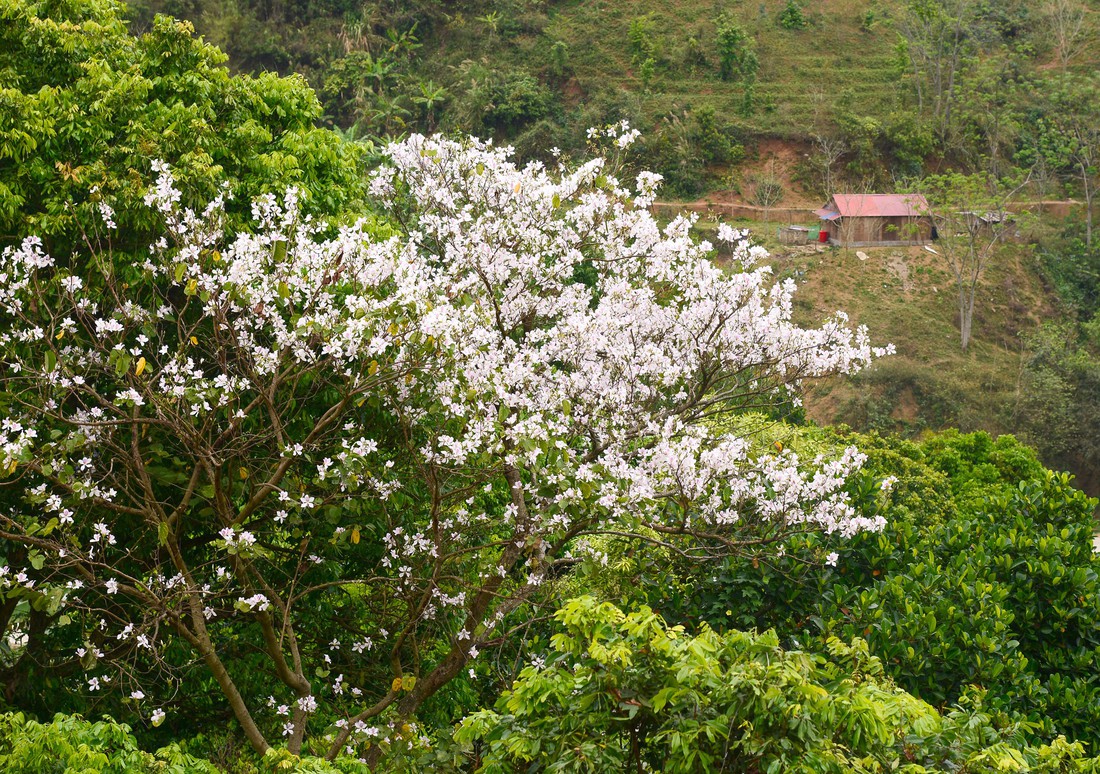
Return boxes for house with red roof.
[814,193,934,247]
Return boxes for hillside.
[414,0,904,133]
[784,241,1051,438]
[128,0,1100,198]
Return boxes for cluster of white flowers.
[365,132,890,546]
[218,527,258,551]
[143,160,182,215]
[237,594,271,612]
[98,201,117,230]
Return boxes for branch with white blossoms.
[0,127,889,764]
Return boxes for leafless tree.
[897,0,975,140]
[914,172,1031,350]
[748,161,785,227]
[1042,0,1094,69]
[807,91,849,197]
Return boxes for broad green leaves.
[457,596,1100,773]
[0,0,366,257]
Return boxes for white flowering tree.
[0,126,889,761]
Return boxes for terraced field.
[418,0,908,140]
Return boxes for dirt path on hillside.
[652,198,1085,220]
[886,253,913,293]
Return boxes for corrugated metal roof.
[814,208,840,221]
[827,194,929,218]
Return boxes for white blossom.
[0,133,892,752]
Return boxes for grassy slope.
[773,238,1056,448]
[546,0,902,132]
[420,0,904,137]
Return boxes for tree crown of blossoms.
[0,124,889,761]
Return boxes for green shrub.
[548,40,571,83]
[456,597,1100,773]
[628,15,656,63]
[778,0,808,29]
[715,15,758,82]
[0,713,219,773]
[450,67,556,135]
[647,431,1100,749]
[486,71,555,131]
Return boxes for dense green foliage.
[632,431,1100,750]
[823,435,1100,744]
[0,0,366,255]
[0,712,394,772]
[457,597,1100,773]
[0,713,219,773]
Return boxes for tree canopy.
[0,0,367,256]
[0,125,891,762]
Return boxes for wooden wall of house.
[827,216,932,246]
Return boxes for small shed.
[814,194,933,247]
[957,210,1014,232]
[777,225,813,245]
